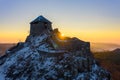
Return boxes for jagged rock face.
[0,16,110,80]
[0,33,110,80]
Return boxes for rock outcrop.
[0,16,111,80]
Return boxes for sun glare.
[61,33,64,37]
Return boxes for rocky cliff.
[0,16,110,80]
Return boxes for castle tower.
[30,16,52,35]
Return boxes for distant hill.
[0,43,15,56]
[91,43,120,52]
[112,48,120,54]
[93,51,120,80]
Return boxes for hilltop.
[0,16,110,80]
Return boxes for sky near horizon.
[0,0,120,44]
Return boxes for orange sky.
[0,23,120,44]
[0,0,120,44]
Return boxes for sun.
[61,33,64,37]
[59,33,65,40]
